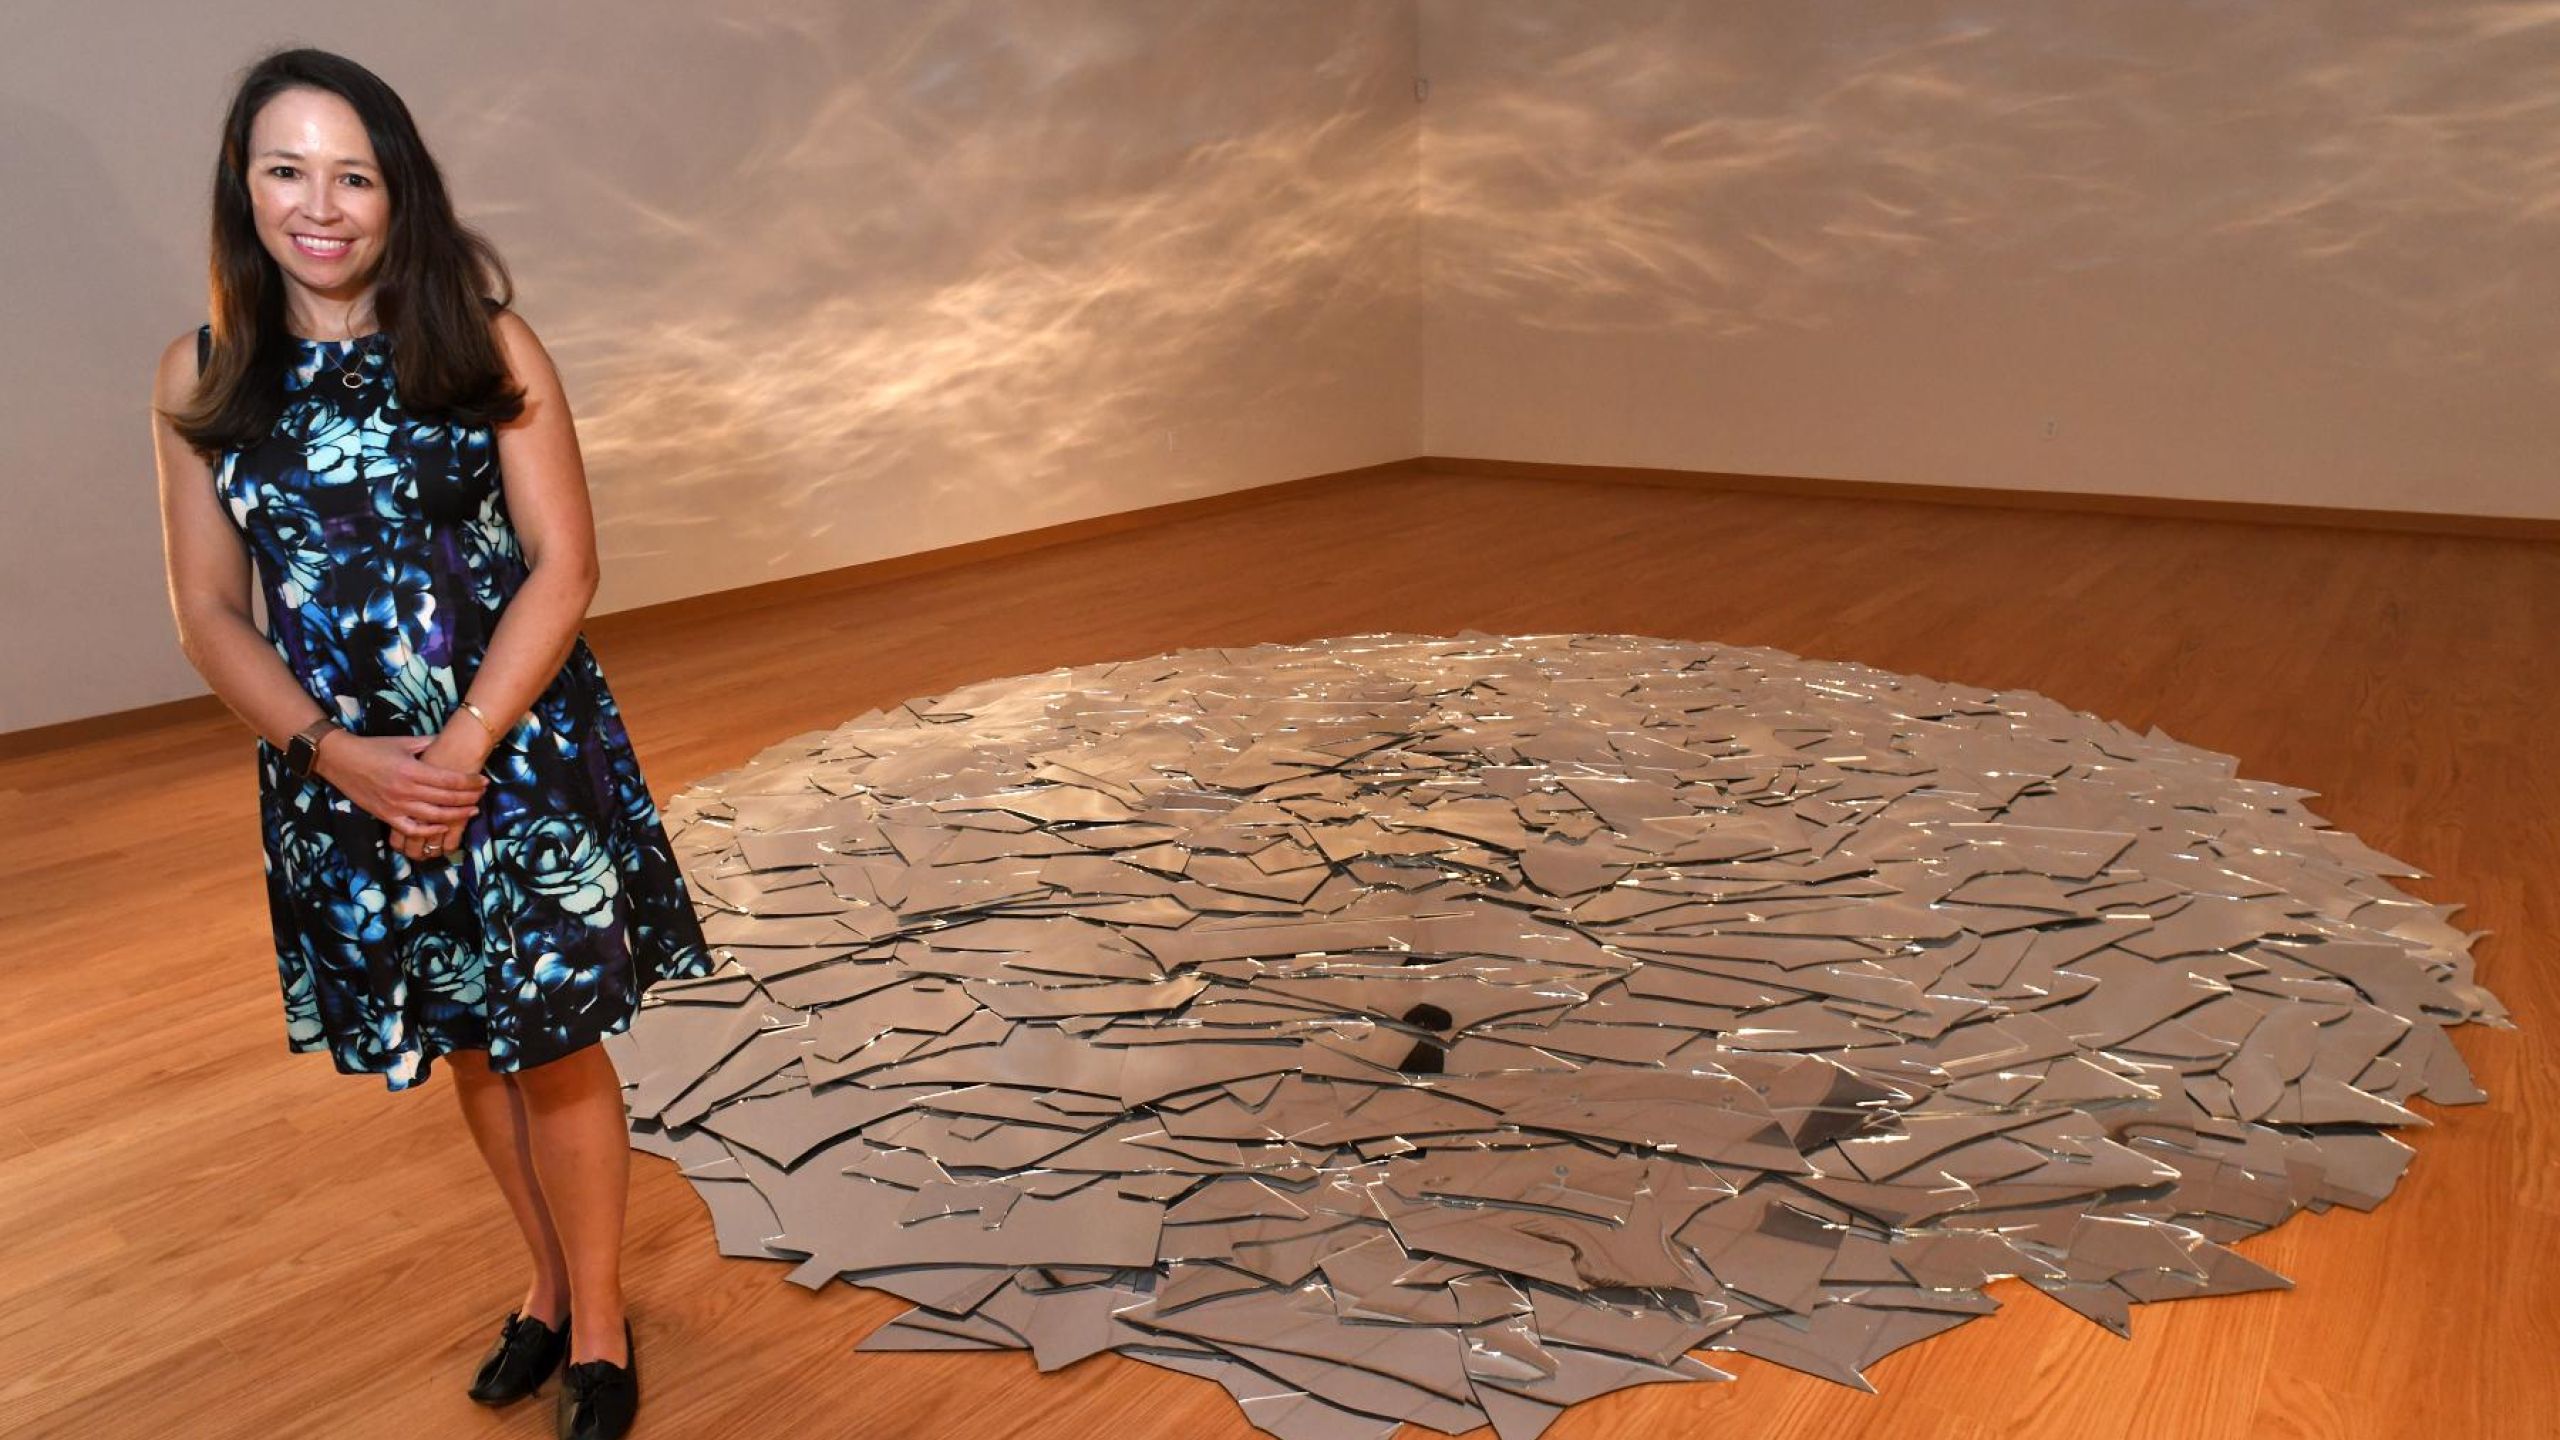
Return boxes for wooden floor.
[2,466,2552,1439]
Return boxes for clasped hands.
[310,720,494,864]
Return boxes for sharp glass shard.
[625,633,2504,1433]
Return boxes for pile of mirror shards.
[608,631,2507,1440]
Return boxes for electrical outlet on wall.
[2042,417,2060,440]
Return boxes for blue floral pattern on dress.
[210,324,716,1090]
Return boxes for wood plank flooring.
[2,465,2551,1439]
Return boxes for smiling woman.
[257,119,384,279]
[146,45,707,1440]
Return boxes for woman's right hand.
[310,731,487,849]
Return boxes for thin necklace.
[297,313,379,389]
[320,331,376,390]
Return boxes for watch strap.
[285,715,342,777]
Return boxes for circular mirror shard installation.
[608,632,2505,1440]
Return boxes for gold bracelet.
[457,698,500,736]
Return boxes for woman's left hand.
[396,726,492,863]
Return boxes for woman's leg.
[446,1047,573,1325]
[509,1042,632,1366]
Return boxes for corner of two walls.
[11,1,2547,733]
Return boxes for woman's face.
[245,86,390,323]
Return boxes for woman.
[151,47,714,1440]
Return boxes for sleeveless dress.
[208,321,719,1091]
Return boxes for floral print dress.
[208,323,717,1090]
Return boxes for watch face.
[286,735,315,776]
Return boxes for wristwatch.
[284,715,345,778]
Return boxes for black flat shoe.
[556,1318,638,1440]
[468,1307,570,1405]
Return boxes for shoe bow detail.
[554,1321,638,1440]
[562,1356,627,1396]
[469,1307,570,1406]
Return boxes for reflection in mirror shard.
[618,632,2508,1435]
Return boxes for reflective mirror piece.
[608,632,2507,1437]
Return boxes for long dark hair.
[170,47,525,455]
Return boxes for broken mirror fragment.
[616,632,2507,1437]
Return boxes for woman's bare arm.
[434,309,602,758]
[151,331,346,760]
[157,331,483,854]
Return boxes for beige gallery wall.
[9,2,2549,734]
[1417,0,2558,520]
[1,0,1421,732]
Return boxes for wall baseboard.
[10,453,2549,755]
[0,460,1400,760]
[577,460,1402,636]
[1418,455,2560,542]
